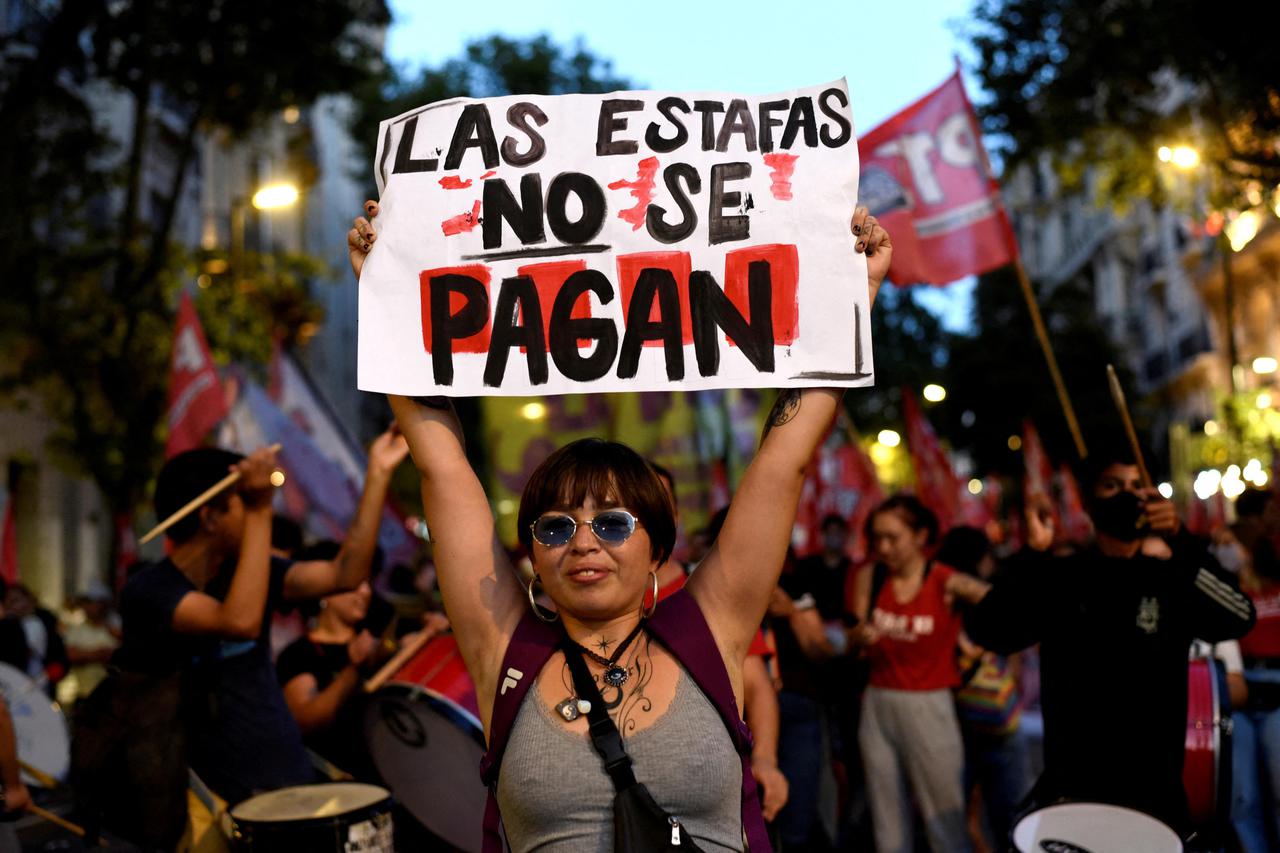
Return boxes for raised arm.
[284,427,409,600]
[689,208,891,661]
[350,203,524,706]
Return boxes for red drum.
[364,634,487,852]
[1183,656,1232,828]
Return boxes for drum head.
[1012,803,1182,852]
[365,688,487,852]
[231,783,391,822]
[0,662,69,786]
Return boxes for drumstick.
[18,760,58,789]
[1106,365,1154,488]
[364,630,437,694]
[139,443,283,544]
[25,803,105,845]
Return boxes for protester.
[278,579,449,779]
[3,582,69,696]
[85,430,407,848]
[936,525,1033,849]
[1232,487,1280,851]
[965,443,1256,834]
[348,199,889,851]
[60,579,121,706]
[849,495,990,853]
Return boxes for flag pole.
[950,63,1089,460]
[1011,258,1088,460]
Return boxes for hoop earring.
[526,574,559,623]
[640,570,659,619]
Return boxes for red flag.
[902,390,964,532]
[1022,421,1062,533]
[794,428,885,560]
[1057,464,1093,544]
[0,498,18,585]
[164,292,228,458]
[859,70,1018,286]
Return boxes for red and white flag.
[1022,420,1061,529]
[859,70,1018,286]
[164,293,228,458]
[1057,464,1093,544]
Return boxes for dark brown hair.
[517,438,676,564]
[865,493,940,547]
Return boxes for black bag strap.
[561,641,639,791]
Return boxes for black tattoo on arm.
[762,389,801,440]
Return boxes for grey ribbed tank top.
[496,671,744,852]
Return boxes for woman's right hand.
[347,200,379,280]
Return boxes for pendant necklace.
[555,619,646,722]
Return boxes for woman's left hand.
[751,759,790,821]
[851,206,892,305]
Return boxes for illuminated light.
[197,274,212,289]
[1007,435,1023,451]
[1273,186,1280,219]
[923,384,947,403]
[269,470,286,487]
[1226,209,1261,252]
[1203,419,1220,437]
[967,478,983,495]
[251,182,300,210]
[282,105,301,124]
[496,498,516,515]
[877,429,901,448]
[520,402,547,420]
[204,258,229,275]
[1259,392,1273,409]
[1252,356,1277,375]
[1157,146,1172,163]
[1157,482,1173,499]
[1169,145,1201,170]
[870,443,894,465]
[1194,469,1222,500]
[1222,465,1246,500]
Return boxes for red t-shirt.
[1241,581,1280,660]
[866,562,962,691]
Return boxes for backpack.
[477,587,772,852]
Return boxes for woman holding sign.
[349,200,889,852]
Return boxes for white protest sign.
[358,79,870,397]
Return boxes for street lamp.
[922,383,947,403]
[230,181,300,283]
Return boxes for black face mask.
[1091,491,1146,542]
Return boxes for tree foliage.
[0,0,388,522]
[966,0,1280,209]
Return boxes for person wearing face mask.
[964,442,1256,834]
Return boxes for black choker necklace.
[571,620,646,688]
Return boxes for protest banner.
[358,80,870,397]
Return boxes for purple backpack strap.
[647,588,774,853]
[478,612,560,853]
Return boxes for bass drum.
[364,634,487,852]
[1184,655,1232,828]
[1012,802,1182,852]
[0,661,70,786]
[228,782,394,852]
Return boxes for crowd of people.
[0,202,1274,853]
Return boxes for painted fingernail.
[853,224,862,234]
[856,241,866,251]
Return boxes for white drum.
[1012,803,1182,852]
[229,782,394,852]
[0,661,70,786]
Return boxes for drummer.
[965,442,1256,833]
[114,431,408,812]
[277,575,450,779]
[348,200,889,850]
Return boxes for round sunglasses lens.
[534,516,575,545]
[591,512,634,543]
